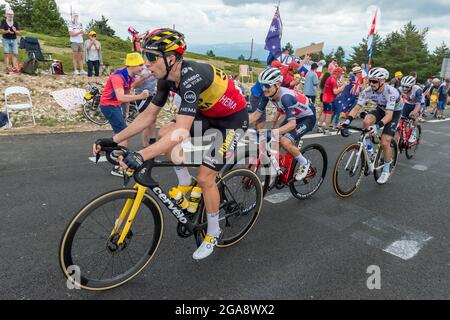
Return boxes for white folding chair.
[4,86,36,127]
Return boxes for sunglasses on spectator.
[142,50,164,62]
[369,79,380,84]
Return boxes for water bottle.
[366,143,376,162]
[168,187,188,211]
[187,187,202,214]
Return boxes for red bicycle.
[226,129,328,199]
[396,116,422,159]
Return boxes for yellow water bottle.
[187,187,202,214]
[168,187,189,210]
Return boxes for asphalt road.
[1,116,449,300]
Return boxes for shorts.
[369,107,402,137]
[71,42,84,53]
[100,105,127,134]
[189,108,249,172]
[322,102,334,115]
[249,94,266,123]
[281,115,316,144]
[402,103,417,118]
[2,38,18,55]
[136,95,155,113]
[437,100,447,110]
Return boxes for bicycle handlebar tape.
[95,138,118,149]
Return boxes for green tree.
[348,33,383,67]
[378,22,432,82]
[206,50,215,57]
[283,42,294,55]
[324,50,335,64]
[430,42,450,77]
[86,15,115,37]
[31,0,66,36]
[335,46,346,66]
[237,54,245,60]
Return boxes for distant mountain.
[188,42,354,62]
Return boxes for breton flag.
[264,7,283,59]
[367,9,378,66]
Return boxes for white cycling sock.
[296,154,308,166]
[206,211,221,238]
[383,161,392,173]
[174,167,192,186]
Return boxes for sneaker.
[323,128,332,135]
[111,166,124,177]
[377,171,391,184]
[193,233,220,260]
[408,129,417,144]
[317,126,324,133]
[295,160,311,181]
[73,70,80,76]
[80,70,88,76]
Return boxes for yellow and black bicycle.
[59,146,263,291]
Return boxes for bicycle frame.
[397,117,418,149]
[343,132,384,176]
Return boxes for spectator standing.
[132,65,158,147]
[1,9,21,73]
[68,12,87,75]
[84,31,102,84]
[436,79,449,119]
[303,62,319,115]
[317,67,346,134]
[99,52,150,176]
[390,71,403,89]
[277,47,296,66]
[316,59,326,79]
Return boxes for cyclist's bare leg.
[280,137,300,158]
[363,114,376,129]
[380,134,393,163]
[197,165,221,237]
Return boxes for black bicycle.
[82,85,139,126]
[59,146,263,291]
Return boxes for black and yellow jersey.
[152,60,247,118]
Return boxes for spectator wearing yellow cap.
[84,31,103,84]
[390,71,403,89]
[99,53,150,176]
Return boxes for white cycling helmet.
[368,67,389,80]
[258,67,283,87]
[401,75,416,87]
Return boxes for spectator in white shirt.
[68,12,87,75]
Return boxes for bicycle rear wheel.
[59,189,163,291]
[200,168,263,248]
[405,125,421,159]
[82,100,108,125]
[289,143,328,199]
[332,143,366,198]
[373,139,399,184]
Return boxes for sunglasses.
[369,79,380,84]
[261,83,273,90]
[142,50,164,62]
[402,85,412,90]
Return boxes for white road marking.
[426,118,450,123]
[88,156,107,163]
[411,165,428,171]
[352,216,433,260]
[264,192,291,203]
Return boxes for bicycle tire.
[405,125,421,159]
[373,139,399,184]
[199,168,263,248]
[332,143,366,198]
[222,149,271,196]
[82,101,108,126]
[59,189,163,291]
[289,143,328,200]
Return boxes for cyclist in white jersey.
[250,68,316,181]
[399,75,423,143]
[342,67,403,184]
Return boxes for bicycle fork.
[110,184,147,246]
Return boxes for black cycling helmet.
[142,28,186,55]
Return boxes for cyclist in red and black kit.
[93,28,248,260]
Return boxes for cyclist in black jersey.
[94,28,248,260]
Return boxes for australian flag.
[265,7,283,59]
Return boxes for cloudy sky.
[54,0,449,51]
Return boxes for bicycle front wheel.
[59,189,163,291]
[405,125,421,159]
[373,139,398,184]
[332,143,366,198]
[200,168,264,248]
[289,143,328,199]
[82,101,108,125]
